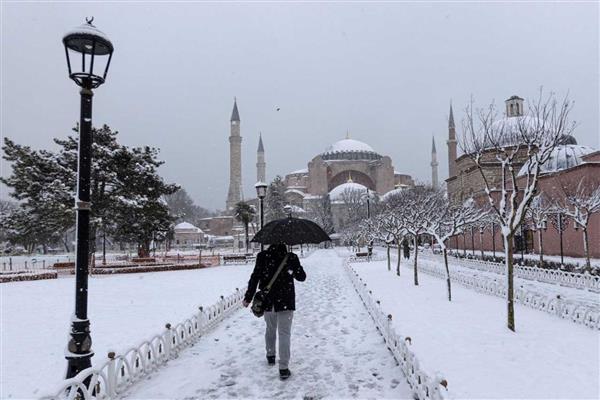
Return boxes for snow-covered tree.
[359,215,395,270]
[379,212,407,275]
[553,177,600,268]
[266,175,287,222]
[423,192,486,300]
[525,194,552,265]
[164,188,213,225]
[400,186,438,286]
[306,194,335,234]
[461,91,574,331]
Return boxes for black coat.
[244,249,306,312]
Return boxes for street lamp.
[255,181,267,251]
[62,18,114,380]
[361,188,375,256]
[479,225,484,259]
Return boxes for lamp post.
[491,222,496,258]
[62,18,113,380]
[361,188,374,256]
[479,225,484,259]
[255,182,267,252]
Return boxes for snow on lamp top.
[63,18,113,55]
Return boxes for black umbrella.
[251,216,331,245]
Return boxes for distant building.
[173,222,204,249]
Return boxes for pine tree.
[266,175,286,222]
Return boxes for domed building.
[283,135,414,210]
[445,94,600,259]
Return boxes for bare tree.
[461,91,574,332]
[423,192,486,300]
[402,186,438,286]
[525,194,552,265]
[553,177,600,268]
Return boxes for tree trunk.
[538,229,543,265]
[413,235,419,286]
[583,228,591,268]
[63,233,71,253]
[244,223,249,254]
[102,231,106,265]
[387,243,391,271]
[505,234,515,332]
[443,247,451,301]
[396,241,401,276]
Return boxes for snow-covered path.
[126,250,413,399]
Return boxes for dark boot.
[267,356,276,366]
[279,369,291,380]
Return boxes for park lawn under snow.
[351,258,600,399]
[0,263,253,399]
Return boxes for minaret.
[431,137,439,188]
[447,103,457,178]
[256,133,266,183]
[226,98,243,211]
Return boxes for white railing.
[423,253,600,293]
[40,287,246,400]
[415,258,600,331]
[344,260,450,400]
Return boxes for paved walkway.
[126,250,412,399]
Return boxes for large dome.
[487,115,543,147]
[322,139,381,161]
[518,144,595,176]
[329,182,368,202]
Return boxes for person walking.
[243,243,306,380]
[403,239,410,260]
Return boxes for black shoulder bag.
[251,254,289,318]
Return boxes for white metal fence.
[344,260,450,400]
[415,257,600,330]
[425,253,600,292]
[39,287,246,400]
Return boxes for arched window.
[510,104,514,115]
[515,103,519,114]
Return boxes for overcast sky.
[2,1,599,211]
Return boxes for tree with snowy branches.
[266,175,287,222]
[422,190,486,300]
[525,194,552,265]
[461,91,574,331]
[552,177,600,269]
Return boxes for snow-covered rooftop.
[323,139,376,155]
[289,168,308,175]
[329,182,368,201]
[174,222,203,233]
[518,144,596,176]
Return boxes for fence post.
[43,260,46,269]
[9,257,12,271]
[106,351,116,398]
[164,323,172,359]
[24,261,27,270]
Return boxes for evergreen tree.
[266,175,287,222]
[1,125,177,255]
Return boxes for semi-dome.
[329,181,368,201]
[518,144,595,176]
[322,139,382,161]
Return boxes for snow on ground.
[352,258,600,399]
[419,252,600,307]
[0,264,253,399]
[126,250,413,399]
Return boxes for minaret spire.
[431,136,439,188]
[226,98,243,211]
[447,101,458,179]
[256,132,266,183]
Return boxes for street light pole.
[62,18,113,380]
[255,182,267,252]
